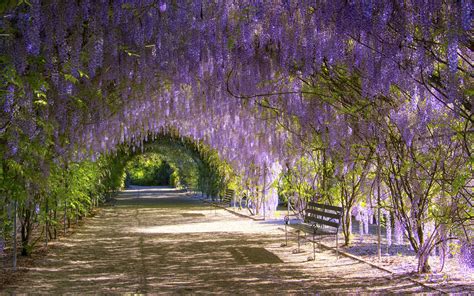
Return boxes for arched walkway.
[2,188,434,294]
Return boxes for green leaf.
[64,73,79,84]
[18,0,32,6]
[33,99,47,106]
[78,70,89,79]
[34,89,47,99]
[0,0,17,14]
[465,88,474,98]
[126,50,140,57]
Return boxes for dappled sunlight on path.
[2,188,435,294]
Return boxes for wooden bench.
[239,196,248,209]
[221,189,235,206]
[292,202,343,260]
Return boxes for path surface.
[2,187,435,294]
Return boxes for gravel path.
[1,188,437,294]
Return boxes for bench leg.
[336,233,339,260]
[313,232,316,260]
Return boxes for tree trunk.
[63,201,67,235]
[12,200,17,270]
[340,181,353,247]
[342,208,352,246]
[418,251,432,273]
[53,209,57,239]
[45,198,48,247]
[376,162,382,260]
[20,207,32,256]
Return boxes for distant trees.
[126,154,174,186]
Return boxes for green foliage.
[140,132,234,196]
[170,170,181,187]
[0,0,19,15]
[279,156,318,204]
[126,153,174,186]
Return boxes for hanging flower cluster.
[0,1,471,217]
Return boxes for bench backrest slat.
[304,201,342,231]
[307,202,342,213]
[304,216,340,229]
[222,189,234,203]
[306,208,341,220]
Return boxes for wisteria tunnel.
[0,0,473,294]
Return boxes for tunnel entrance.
[125,153,174,187]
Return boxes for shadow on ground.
[1,188,437,294]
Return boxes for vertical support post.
[377,161,382,261]
[336,233,339,259]
[313,230,316,260]
[297,230,301,253]
[285,224,288,246]
[385,211,390,255]
[207,180,210,201]
[64,163,68,234]
[12,200,17,271]
[63,200,67,235]
[262,163,266,221]
[45,198,48,247]
[53,197,57,239]
[0,202,4,256]
[287,196,290,219]
[322,148,327,200]
[377,207,381,259]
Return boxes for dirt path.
[2,188,436,294]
